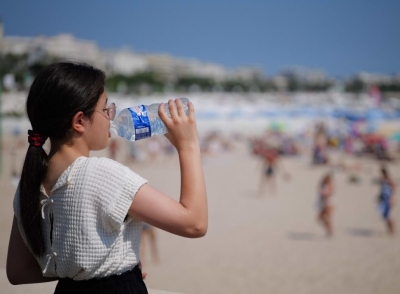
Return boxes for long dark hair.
[19,62,105,257]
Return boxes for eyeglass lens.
[108,103,116,121]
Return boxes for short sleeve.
[90,158,148,230]
[109,164,147,227]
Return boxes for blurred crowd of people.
[250,120,398,237]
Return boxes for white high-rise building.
[45,34,103,66]
[102,49,148,75]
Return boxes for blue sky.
[0,0,399,77]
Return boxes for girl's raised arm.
[128,99,207,238]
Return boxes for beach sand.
[0,136,399,294]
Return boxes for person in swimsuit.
[256,144,277,196]
[257,144,290,197]
[317,173,334,237]
[378,167,396,235]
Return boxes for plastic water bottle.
[110,98,189,141]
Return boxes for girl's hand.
[158,98,199,151]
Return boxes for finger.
[142,272,147,280]
[187,101,195,121]
[168,99,178,119]
[175,98,185,117]
[158,102,170,124]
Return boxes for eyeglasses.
[97,102,116,121]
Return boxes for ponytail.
[19,138,49,257]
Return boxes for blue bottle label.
[128,105,151,140]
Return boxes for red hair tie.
[28,130,48,147]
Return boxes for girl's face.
[86,91,112,151]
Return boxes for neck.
[48,138,90,163]
[43,139,89,191]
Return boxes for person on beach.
[317,173,334,237]
[6,62,208,293]
[312,123,329,165]
[258,145,279,196]
[377,167,396,235]
[256,143,290,197]
[140,223,160,266]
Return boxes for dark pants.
[54,265,148,294]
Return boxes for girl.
[6,62,207,293]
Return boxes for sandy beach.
[0,134,399,294]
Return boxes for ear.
[71,111,89,134]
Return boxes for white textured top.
[13,157,148,280]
